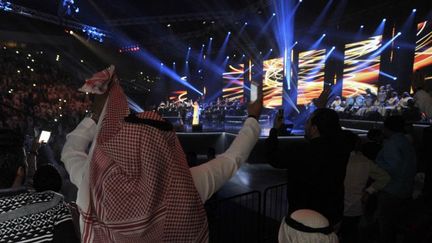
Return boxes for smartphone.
[251,83,258,102]
[278,109,284,117]
[38,130,51,143]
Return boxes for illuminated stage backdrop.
[343,35,382,97]
[222,64,244,102]
[263,57,283,108]
[169,90,188,103]
[297,49,326,105]
[414,21,432,80]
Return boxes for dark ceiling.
[2,0,431,62]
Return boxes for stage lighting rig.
[82,26,105,42]
[0,0,12,11]
[60,0,79,17]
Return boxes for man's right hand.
[247,96,263,120]
[273,114,283,129]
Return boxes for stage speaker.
[192,124,203,132]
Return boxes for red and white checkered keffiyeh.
[79,66,208,242]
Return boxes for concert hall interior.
[1,0,432,242]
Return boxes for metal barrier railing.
[262,183,289,242]
[204,183,289,243]
[205,191,262,243]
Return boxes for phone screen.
[251,83,258,102]
[39,131,51,143]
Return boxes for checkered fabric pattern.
[80,66,208,242]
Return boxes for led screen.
[343,35,382,97]
[222,64,244,102]
[297,49,326,105]
[263,57,283,108]
[414,21,432,82]
[169,90,188,103]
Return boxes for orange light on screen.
[343,35,382,97]
[263,58,283,109]
[297,49,326,105]
[222,64,245,102]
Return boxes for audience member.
[278,209,339,243]
[340,131,390,243]
[0,129,79,242]
[33,164,63,193]
[375,116,417,243]
[61,66,262,242]
[266,108,351,226]
[412,72,432,119]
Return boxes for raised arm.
[61,118,97,188]
[190,117,260,202]
[190,98,262,202]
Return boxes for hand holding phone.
[38,131,51,143]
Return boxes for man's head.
[0,129,26,189]
[305,108,341,140]
[383,115,405,138]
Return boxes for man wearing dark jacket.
[266,108,351,226]
[0,129,79,242]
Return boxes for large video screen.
[263,57,283,108]
[297,49,326,105]
[343,35,382,97]
[169,90,188,103]
[414,21,432,81]
[222,64,244,102]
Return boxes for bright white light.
[322,33,326,37]
[393,77,397,80]
[16,51,19,54]
[69,30,74,34]
[412,9,416,13]
[167,24,171,27]
[244,22,248,25]
[80,59,84,63]
[360,25,364,29]
[383,18,386,22]
[397,32,402,35]
[272,13,276,16]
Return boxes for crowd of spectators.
[329,82,432,122]
[0,47,91,157]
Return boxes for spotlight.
[173,62,176,65]
[210,37,213,40]
[397,32,402,35]
[272,13,276,16]
[393,77,397,80]
[228,31,231,35]
[322,33,326,37]
[202,44,205,47]
[299,0,302,2]
[383,18,386,22]
[244,22,248,25]
[360,25,364,29]
[295,41,298,45]
[242,54,245,57]
[188,47,191,50]
[69,30,74,34]
[412,9,416,13]
[226,56,230,59]
[270,49,273,52]
[167,24,171,27]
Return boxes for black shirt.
[265,128,351,225]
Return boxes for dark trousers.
[340,216,361,243]
[377,192,410,243]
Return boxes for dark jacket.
[265,128,351,225]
